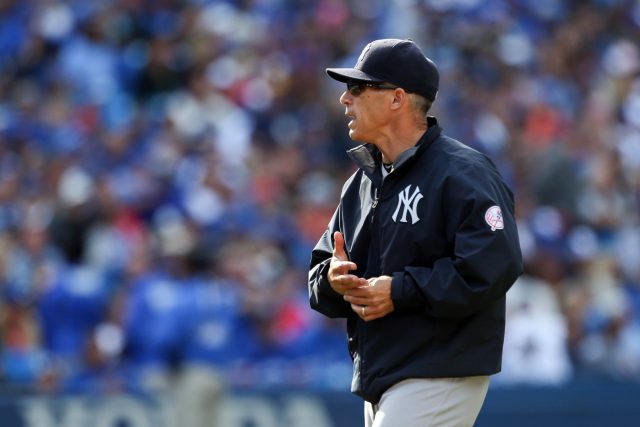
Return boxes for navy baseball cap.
[326,39,439,101]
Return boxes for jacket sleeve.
[308,206,353,318]
[390,163,523,318]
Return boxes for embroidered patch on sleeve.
[485,205,504,231]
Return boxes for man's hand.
[328,231,367,295]
[344,275,395,321]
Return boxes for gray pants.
[364,376,490,427]
[174,365,225,427]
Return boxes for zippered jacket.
[308,117,523,404]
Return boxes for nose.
[339,90,352,105]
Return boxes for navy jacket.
[308,117,523,404]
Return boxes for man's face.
[340,83,393,143]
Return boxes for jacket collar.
[347,116,442,181]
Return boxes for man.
[308,39,523,427]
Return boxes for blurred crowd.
[0,0,639,398]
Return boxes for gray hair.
[408,93,432,119]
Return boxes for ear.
[389,88,407,111]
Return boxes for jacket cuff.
[391,271,424,311]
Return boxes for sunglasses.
[346,80,399,96]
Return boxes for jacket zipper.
[361,184,383,393]
[370,188,379,224]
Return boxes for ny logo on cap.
[356,44,372,68]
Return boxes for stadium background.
[0,0,639,425]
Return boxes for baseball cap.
[326,39,439,101]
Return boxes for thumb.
[333,231,348,261]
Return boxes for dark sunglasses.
[346,80,399,96]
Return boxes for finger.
[343,294,369,305]
[337,276,368,288]
[333,231,348,261]
[331,260,358,274]
[344,285,373,297]
[334,274,365,288]
[350,303,366,319]
[350,303,381,321]
[352,303,387,321]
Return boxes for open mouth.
[346,112,355,128]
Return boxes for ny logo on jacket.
[392,184,423,224]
